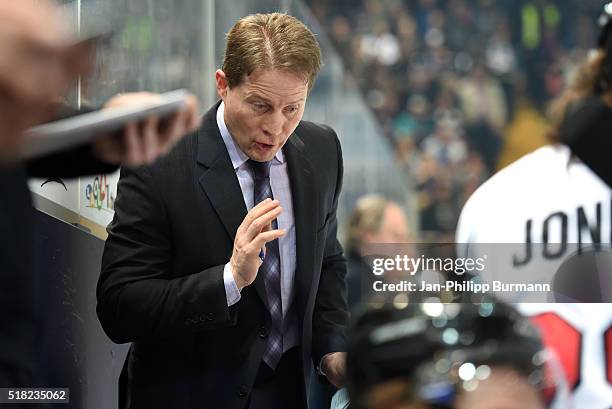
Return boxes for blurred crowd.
[306,0,604,240]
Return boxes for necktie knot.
[247,159,272,180]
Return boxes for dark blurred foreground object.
[559,2,612,187]
[346,301,571,409]
[22,89,192,160]
[550,245,612,302]
[559,96,612,187]
[0,0,96,162]
[0,125,118,397]
[0,1,200,398]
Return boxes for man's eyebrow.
[286,98,306,105]
[245,94,305,105]
[245,94,271,103]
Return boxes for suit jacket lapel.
[284,133,317,317]
[196,102,268,307]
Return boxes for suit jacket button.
[258,325,269,338]
[206,312,215,321]
[237,386,248,398]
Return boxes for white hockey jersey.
[457,144,612,408]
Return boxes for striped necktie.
[247,159,283,369]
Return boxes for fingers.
[236,200,284,253]
[238,198,277,233]
[92,132,119,164]
[244,205,282,241]
[124,122,145,166]
[230,197,286,289]
[98,92,200,166]
[235,199,285,255]
[157,95,200,154]
[184,95,201,131]
[123,114,169,166]
[142,116,160,163]
[161,110,185,150]
[252,229,286,252]
[103,92,160,110]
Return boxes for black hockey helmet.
[346,301,565,409]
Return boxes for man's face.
[216,68,308,162]
[379,203,409,243]
[365,203,410,245]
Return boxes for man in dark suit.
[97,12,349,409]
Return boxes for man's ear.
[215,69,229,100]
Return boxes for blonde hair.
[347,195,389,254]
[222,13,322,91]
[547,51,606,141]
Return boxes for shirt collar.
[216,102,285,170]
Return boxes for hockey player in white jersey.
[456,4,612,407]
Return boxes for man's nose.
[262,110,284,137]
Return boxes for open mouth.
[255,142,274,151]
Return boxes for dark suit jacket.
[97,102,349,409]
[346,250,373,311]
